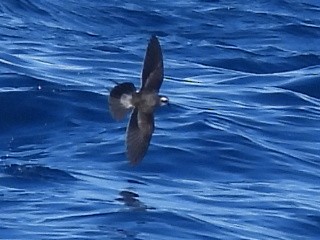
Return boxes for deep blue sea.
[1,0,320,239]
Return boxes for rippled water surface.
[1,0,320,239]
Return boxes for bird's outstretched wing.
[108,82,136,121]
[126,108,154,164]
[141,35,164,92]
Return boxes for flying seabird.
[108,35,169,164]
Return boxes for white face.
[160,96,169,106]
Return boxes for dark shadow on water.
[115,190,148,210]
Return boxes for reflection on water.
[116,190,147,210]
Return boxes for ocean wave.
[1,0,320,239]
[1,163,76,182]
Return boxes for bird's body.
[108,36,168,164]
[132,91,160,112]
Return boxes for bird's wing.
[141,35,164,92]
[126,108,154,164]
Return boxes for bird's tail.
[108,83,136,121]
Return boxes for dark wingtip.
[150,34,158,41]
[126,141,147,165]
[149,35,160,47]
[128,156,141,166]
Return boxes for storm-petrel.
[108,36,169,164]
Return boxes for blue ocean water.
[1,0,320,239]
